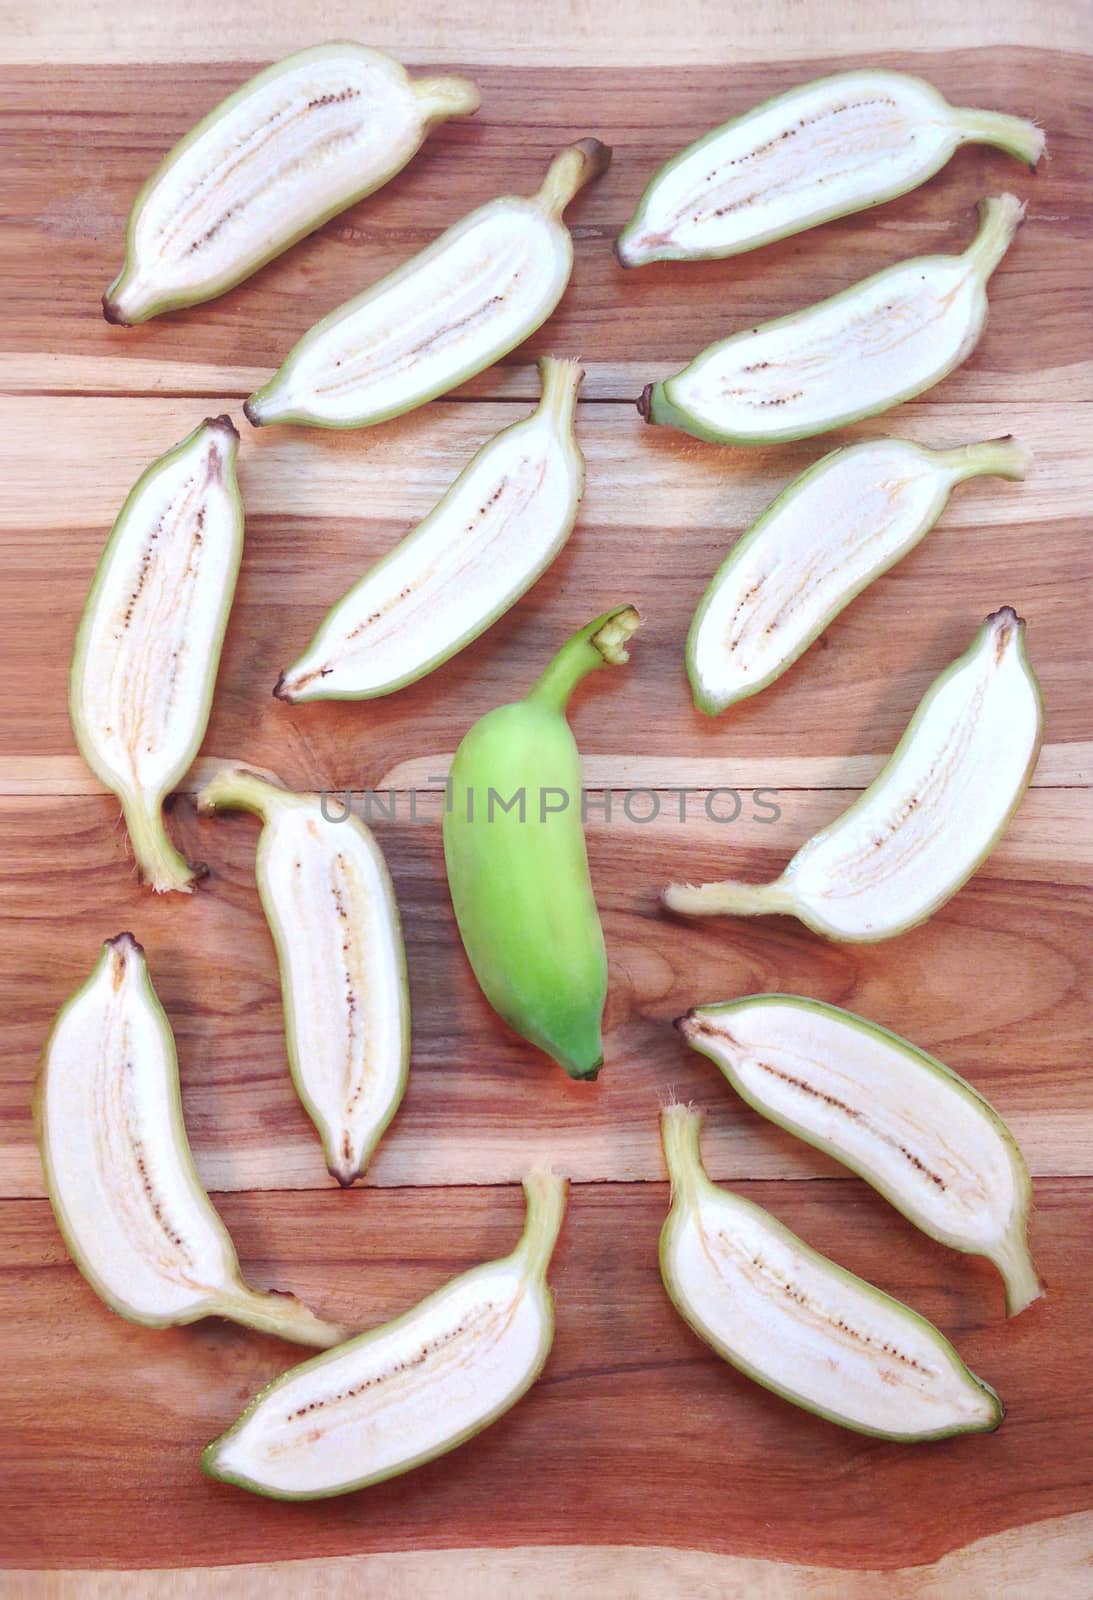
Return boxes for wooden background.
[2,0,1091,1591]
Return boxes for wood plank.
[1,2,1088,65]
[2,397,1090,779]
[3,792,1089,1195]
[10,1514,1093,1599]
[2,1181,1089,1572]
[2,54,1089,393]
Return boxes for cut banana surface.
[197,767,409,1186]
[678,997,1042,1315]
[203,1169,566,1498]
[618,71,1043,266]
[666,607,1042,940]
[69,416,244,894]
[687,436,1027,714]
[640,194,1025,445]
[245,139,611,428]
[37,934,346,1347]
[659,1106,1002,1440]
[104,44,481,324]
[275,357,586,702]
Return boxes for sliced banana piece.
[197,767,409,1186]
[36,934,345,1347]
[244,139,611,429]
[667,607,1042,940]
[678,997,1042,1315]
[70,416,244,894]
[688,435,1027,714]
[618,71,1043,266]
[203,1168,566,1498]
[659,1106,1002,1440]
[104,44,481,324]
[275,357,586,702]
[639,194,1024,445]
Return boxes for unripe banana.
[443,606,640,1080]
[103,44,481,325]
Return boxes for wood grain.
[2,1182,1090,1572]
[8,1514,1093,1599]
[1,9,1091,1584]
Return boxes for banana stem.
[933,435,1028,485]
[411,75,482,120]
[513,1168,568,1279]
[953,108,1045,167]
[964,194,1025,281]
[535,356,584,431]
[533,139,612,219]
[662,877,796,917]
[660,1105,706,1203]
[120,790,198,894]
[214,1284,349,1349]
[528,605,640,714]
[196,765,286,820]
[994,1230,1046,1317]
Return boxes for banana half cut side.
[687,435,1027,714]
[665,607,1043,941]
[203,1169,566,1498]
[197,767,410,1187]
[244,139,611,429]
[69,416,244,895]
[659,1106,1002,1440]
[104,44,481,324]
[275,356,586,702]
[618,70,1043,266]
[639,194,1025,445]
[678,997,1042,1315]
[36,934,346,1347]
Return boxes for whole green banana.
[443,606,640,1080]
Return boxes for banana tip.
[101,296,129,326]
[636,383,654,422]
[242,397,263,427]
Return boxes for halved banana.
[70,416,244,894]
[37,934,345,1347]
[688,435,1027,714]
[678,997,1042,1315]
[275,357,586,702]
[104,44,481,324]
[244,140,611,429]
[197,767,409,1186]
[639,194,1025,445]
[665,607,1043,940]
[618,71,1043,266]
[203,1169,566,1498]
[659,1106,1002,1440]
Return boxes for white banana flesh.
[203,1169,566,1498]
[678,997,1042,1315]
[276,357,585,702]
[688,436,1027,713]
[618,71,1044,266]
[659,1107,1001,1440]
[244,140,611,429]
[641,194,1025,445]
[104,45,481,324]
[197,768,409,1186]
[37,934,346,1347]
[666,607,1042,940]
[69,416,244,894]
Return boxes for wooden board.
[1,1,1091,1590]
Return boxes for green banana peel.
[443,606,640,1079]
